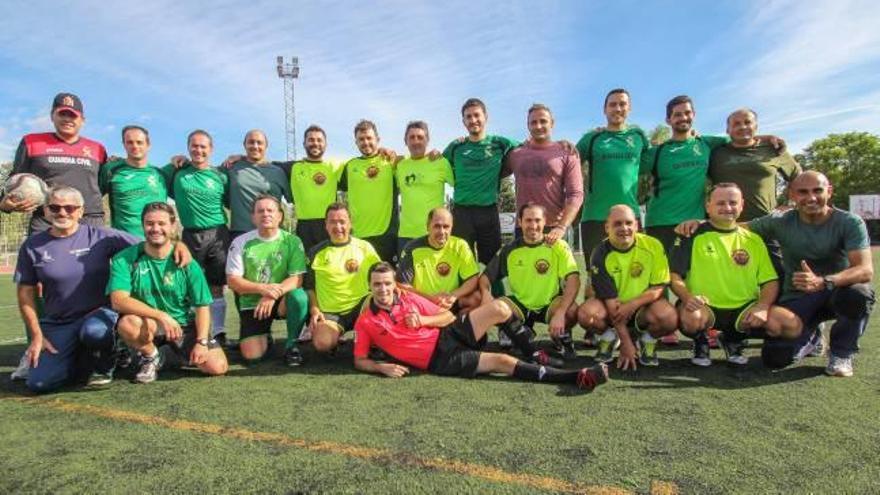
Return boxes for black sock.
[512,361,579,384]
[500,318,537,356]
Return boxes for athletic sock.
[284,288,309,350]
[512,361,579,383]
[490,279,505,298]
[209,297,226,338]
[500,316,538,357]
[598,328,617,342]
[640,333,656,345]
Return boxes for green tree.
[498,176,516,213]
[795,132,880,210]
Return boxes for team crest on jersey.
[82,146,92,158]
[535,259,550,275]
[205,178,216,189]
[365,165,379,178]
[625,136,635,147]
[692,143,702,156]
[147,176,158,187]
[630,261,644,278]
[436,262,451,277]
[345,258,360,273]
[163,272,174,286]
[404,173,416,186]
[732,249,750,266]
[313,172,327,185]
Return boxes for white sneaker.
[10,352,29,381]
[825,355,853,377]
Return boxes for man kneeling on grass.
[226,195,309,366]
[110,202,228,383]
[352,262,608,390]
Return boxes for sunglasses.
[47,204,81,214]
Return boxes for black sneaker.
[284,347,304,367]
[530,350,565,368]
[214,332,228,349]
[691,333,711,367]
[720,334,748,366]
[576,363,609,391]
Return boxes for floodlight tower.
[276,56,300,160]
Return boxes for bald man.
[747,171,874,376]
[578,205,677,369]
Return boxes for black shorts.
[363,230,398,265]
[182,225,230,287]
[452,204,501,265]
[645,225,678,255]
[296,218,329,253]
[707,303,758,336]
[579,221,607,259]
[239,300,282,340]
[427,313,486,378]
[323,298,368,333]
[502,294,561,327]
[154,325,221,358]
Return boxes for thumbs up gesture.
[793,260,824,293]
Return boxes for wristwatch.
[196,338,210,347]
[823,276,835,291]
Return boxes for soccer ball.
[4,173,49,206]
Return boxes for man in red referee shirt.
[353,262,608,390]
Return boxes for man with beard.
[16,186,139,392]
[353,262,608,391]
[287,125,343,252]
[397,207,482,314]
[110,203,228,384]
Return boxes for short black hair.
[121,125,150,143]
[517,202,546,220]
[665,95,693,119]
[604,88,630,107]
[368,261,396,279]
[461,98,487,116]
[141,202,176,223]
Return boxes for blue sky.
[1,0,878,164]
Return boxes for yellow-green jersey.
[670,223,777,309]
[290,159,343,220]
[304,237,381,313]
[397,236,479,295]
[589,233,669,303]
[484,238,579,311]
[395,156,454,238]
[340,155,395,237]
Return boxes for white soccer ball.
[4,173,49,206]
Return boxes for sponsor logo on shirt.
[70,248,90,257]
[630,261,644,278]
[40,250,54,263]
[535,259,550,275]
[46,156,95,166]
[436,262,451,277]
[82,146,92,158]
[732,249,750,266]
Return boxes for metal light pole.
[276,56,300,160]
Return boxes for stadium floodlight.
[276,56,300,160]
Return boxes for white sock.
[599,329,616,341]
[210,297,227,337]
[641,333,656,344]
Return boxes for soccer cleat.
[707,328,720,349]
[691,334,711,367]
[553,336,577,360]
[809,325,827,357]
[639,339,659,367]
[720,336,748,366]
[284,347,304,367]
[576,363,609,391]
[86,371,114,387]
[793,329,823,362]
[10,352,29,381]
[134,353,161,384]
[825,355,853,377]
[213,332,228,349]
[531,350,565,368]
[498,330,513,349]
[595,335,618,364]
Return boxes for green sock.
[285,288,309,350]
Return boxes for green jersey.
[709,142,801,221]
[749,208,869,300]
[340,155,395,237]
[484,238,579,311]
[304,238,381,313]
[107,243,212,326]
[645,135,729,227]
[289,159,342,220]
[395,156,454,238]
[670,223,777,309]
[443,135,518,206]
[589,233,669,303]
[99,160,168,237]
[226,230,307,310]
[397,236,479,295]
[226,160,291,233]
[576,127,651,221]
[164,164,228,230]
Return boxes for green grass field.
[1,253,879,494]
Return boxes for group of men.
[2,89,874,394]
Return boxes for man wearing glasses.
[14,186,139,392]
